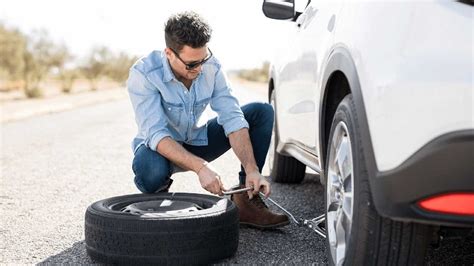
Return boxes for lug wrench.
[223,186,326,238]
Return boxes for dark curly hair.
[164,11,212,52]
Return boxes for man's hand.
[227,128,270,199]
[197,163,227,196]
[245,171,271,199]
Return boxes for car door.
[276,0,344,157]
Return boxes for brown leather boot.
[231,187,290,229]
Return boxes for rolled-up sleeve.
[127,68,171,151]
[210,68,249,136]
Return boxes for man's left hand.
[245,171,271,199]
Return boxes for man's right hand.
[197,163,227,196]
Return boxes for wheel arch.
[319,46,377,187]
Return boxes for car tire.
[85,193,239,265]
[324,94,432,265]
[268,90,306,183]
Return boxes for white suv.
[262,0,473,265]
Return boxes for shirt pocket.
[162,100,185,127]
[193,97,211,118]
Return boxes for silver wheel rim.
[268,93,276,173]
[327,121,354,266]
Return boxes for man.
[127,11,289,229]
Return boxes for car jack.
[224,186,326,238]
[258,192,326,238]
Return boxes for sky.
[0,0,295,70]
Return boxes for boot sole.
[240,220,290,230]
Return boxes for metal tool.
[258,192,326,238]
[223,186,326,238]
[222,186,254,195]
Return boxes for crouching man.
[127,11,289,229]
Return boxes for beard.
[186,70,200,80]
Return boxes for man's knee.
[260,102,274,122]
[132,146,171,193]
[242,102,274,127]
[134,166,170,193]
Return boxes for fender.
[319,45,378,181]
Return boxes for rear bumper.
[370,130,474,227]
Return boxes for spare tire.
[85,193,239,265]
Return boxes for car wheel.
[268,90,306,183]
[85,193,239,264]
[324,94,432,265]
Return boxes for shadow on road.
[38,241,99,265]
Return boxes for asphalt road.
[1,82,472,264]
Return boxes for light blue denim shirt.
[127,50,249,153]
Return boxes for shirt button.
[168,108,171,111]
[184,91,188,94]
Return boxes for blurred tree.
[50,43,73,72]
[0,24,27,82]
[1,24,137,96]
[80,46,111,91]
[59,68,79,93]
[22,30,60,97]
[50,44,78,93]
[237,61,270,83]
[106,52,137,85]
[21,29,72,98]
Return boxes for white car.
[262,0,473,265]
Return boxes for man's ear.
[164,48,173,60]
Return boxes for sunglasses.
[169,47,213,70]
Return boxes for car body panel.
[334,1,473,171]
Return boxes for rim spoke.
[342,192,353,220]
[331,128,341,151]
[328,210,338,247]
[335,137,350,180]
[342,154,352,180]
[335,208,346,264]
[328,172,340,190]
[340,210,352,261]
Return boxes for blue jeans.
[132,102,274,193]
